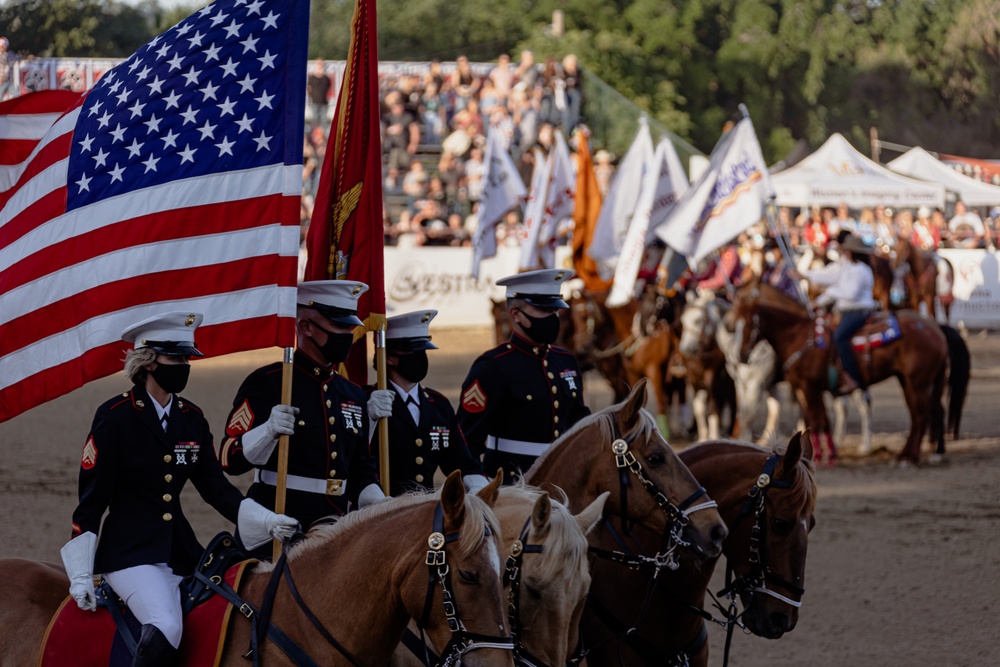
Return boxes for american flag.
[0,0,309,422]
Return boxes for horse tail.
[941,324,970,439]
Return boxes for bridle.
[503,516,550,667]
[414,503,516,667]
[711,452,807,666]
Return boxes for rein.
[502,516,551,667]
[710,452,806,667]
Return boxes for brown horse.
[394,481,608,667]
[0,472,515,667]
[677,291,737,441]
[526,377,728,572]
[581,433,817,666]
[732,282,955,464]
[889,239,955,323]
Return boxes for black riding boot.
[132,624,179,667]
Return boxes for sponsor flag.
[537,130,576,269]
[0,91,84,192]
[0,0,309,423]
[588,119,653,280]
[571,132,611,291]
[607,137,688,307]
[304,0,384,384]
[517,147,552,271]
[471,125,526,278]
[657,116,773,265]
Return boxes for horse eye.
[645,452,665,466]
[771,518,793,534]
[458,569,480,585]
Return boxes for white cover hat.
[121,311,204,357]
[386,310,438,351]
[496,269,575,308]
[298,280,369,326]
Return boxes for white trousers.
[105,563,184,649]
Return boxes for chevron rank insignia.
[462,381,487,413]
[81,436,98,470]
[226,400,255,436]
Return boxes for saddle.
[812,310,902,352]
[39,533,254,667]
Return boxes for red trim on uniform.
[71,522,81,535]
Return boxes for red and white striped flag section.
[657,116,774,265]
[0,0,310,422]
[0,91,83,191]
[471,125,526,278]
[606,137,688,307]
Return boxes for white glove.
[367,390,395,420]
[464,474,490,494]
[60,532,97,612]
[238,498,299,550]
[242,405,298,465]
[358,483,388,508]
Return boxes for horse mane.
[499,483,589,581]
[268,490,501,569]
[753,283,809,320]
[527,393,660,476]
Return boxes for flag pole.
[375,327,390,495]
[272,345,294,561]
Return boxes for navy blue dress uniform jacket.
[220,350,378,527]
[456,333,591,481]
[365,384,482,496]
[71,386,244,576]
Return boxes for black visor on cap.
[144,340,204,357]
[517,293,569,309]
[300,302,364,327]
[387,336,438,353]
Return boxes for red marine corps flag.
[0,0,310,422]
[305,0,385,385]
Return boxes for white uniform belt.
[255,469,347,496]
[486,435,549,457]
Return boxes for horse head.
[493,484,608,666]
[726,432,817,639]
[678,289,719,357]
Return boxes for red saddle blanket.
[38,561,252,667]
[849,311,902,350]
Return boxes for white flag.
[607,138,689,307]
[471,127,527,278]
[518,148,554,271]
[537,130,577,269]
[657,117,774,265]
[588,119,654,280]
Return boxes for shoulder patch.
[226,399,255,436]
[462,381,487,413]
[81,436,98,470]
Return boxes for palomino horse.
[888,239,955,323]
[395,480,608,667]
[581,433,817,666]
[0,472,515,667]
[732,282,968,464]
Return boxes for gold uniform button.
[547,372,555,379]
[532,347,539,355]
[163,513,173,522]
[330,434,337,443]
[331,451,338,460]
[572,391,578,398]
[323,384,329,392]
[415,474,425,483]
[298,420,305,427]
[163,494,172,502]
[163,455,172,463]
[415,438,423,447]
[329,470,337,478]
[543,360,549,367]
[551,386,558,394]
[554,416,560,424]
[415,456,424,465]
[553,400,560,409]
[122,392,129,397]
[526,394,533,401]
[554,430,560,437]
[326,400,332,408]
[329,416,336,425]
[164,474,173,483]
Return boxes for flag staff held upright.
[272,347,294,561]
[375,329,390,495]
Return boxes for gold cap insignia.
[352,285,362,295]
[555,272,565,281]
[308,300,315,306]
[421,313,431,323]
[185,314,196,327]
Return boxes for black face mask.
[521,311,561,345]
[317,331,355,365]
[394,350,429,383]
[151,363,190,394]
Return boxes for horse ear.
[475,469,503,507]
[441,470,466,529]
[531,492,552,534]
[576,491,610,536]
[786,429,809,468]
[620,378,648,429]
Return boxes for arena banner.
[937,249,1000,329]
[384,246,572,327]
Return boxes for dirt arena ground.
[2,328,998,665]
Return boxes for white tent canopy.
[887,147,1000,208]
[771,133,945,208]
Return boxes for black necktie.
[161,412,169,432]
